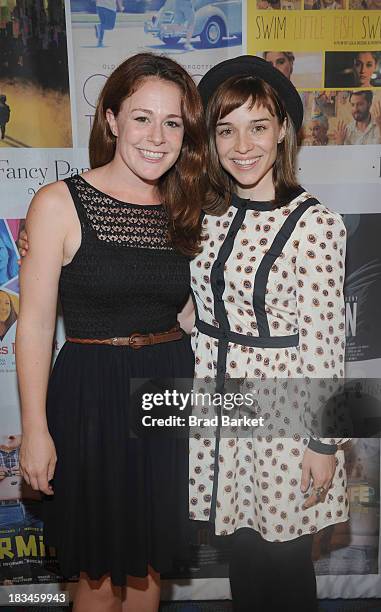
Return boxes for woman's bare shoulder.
[28,180,74,220]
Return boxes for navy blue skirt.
[42,335,194,586]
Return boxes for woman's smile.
[137,148,166,162]
[231,156,262,170]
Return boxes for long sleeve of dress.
[295,205,350,451]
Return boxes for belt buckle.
[111,337,120,346]
[128,333,142,349]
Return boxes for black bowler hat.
[198,55,304,131]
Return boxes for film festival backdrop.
[0,0,380,604]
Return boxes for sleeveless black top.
[59,175,190,339]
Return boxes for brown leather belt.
[67,324,183,349]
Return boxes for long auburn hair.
[204,75,300,216]
[89,53,207,256]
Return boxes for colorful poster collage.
[248,2,381,146]
[0,0,381,600]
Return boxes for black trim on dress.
[196,320,299,348]
[253,199,319,336]
[208,206,248,520]
[307,438,338,454]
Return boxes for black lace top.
[59,175,190,338]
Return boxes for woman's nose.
[235,133,253,153]
[148,123,165,145]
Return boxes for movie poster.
[0,218,22,375]
[0,0,72,148]
[248,4,381,152]
[0,424,66,586]
[0,214,69,586]
[314,440,380,575]
[343,214,381,362]
[69,0,244,144]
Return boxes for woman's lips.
[231,157,261,170]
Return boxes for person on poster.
[0,434,40,529]
[352,52,380,87]
[263,51,294,80]
[186,56,350,611]
[257,0,281,8]
[0,227,18,286]
[16,53,207,612]
[307,113,330,145]
[360,0,381,8]
[0,290,17,341]
[327,52,381,88]
[174,0,196,51]
[0,95,10,140]
[95,0,124,48]
[311,0,342,9]
[334,91,381,145]
[280,0,300,9]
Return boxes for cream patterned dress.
[189,188,350,541]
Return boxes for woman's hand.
[17,228,29,258]
[301,447,336,510]
[19,430,57,495]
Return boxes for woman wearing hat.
[188,56,350,611]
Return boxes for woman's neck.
[235,166,276,201]
[88,159,161,205]
[236,181,275,202]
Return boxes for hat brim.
[198,55,303,132]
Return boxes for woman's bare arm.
[16,182,72,494]
[177,294,195,334]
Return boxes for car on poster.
[145,0,242,48]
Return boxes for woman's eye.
[165,120,181,128]
[135,116,149,123]
[253,125,266,134]
[217,128,232,136]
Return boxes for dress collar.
[231,186,305,211]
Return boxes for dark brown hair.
[89,53,207,256]
[204,75,300,216]
[349,89,373,105]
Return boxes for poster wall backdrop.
[1,0,381,603]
